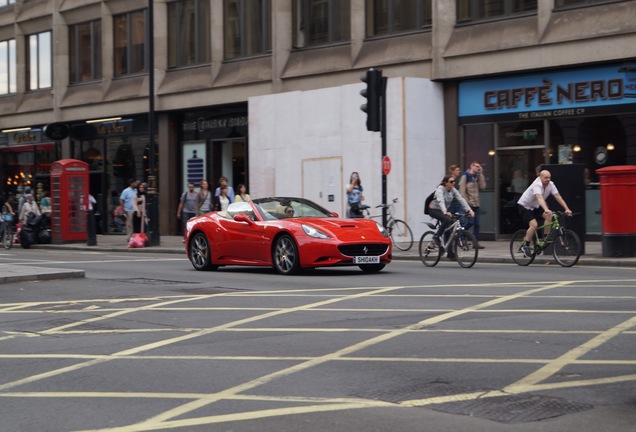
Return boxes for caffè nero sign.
[459,63,636,122]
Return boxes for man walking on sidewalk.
[459,161,486,249]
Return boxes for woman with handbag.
[196,179,212,215]
[346,172,364,218]
[129,183,148,248]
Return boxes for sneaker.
[475,244,485,250]
[522,243,533,257]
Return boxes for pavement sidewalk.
[1,234,634,285]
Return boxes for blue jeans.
[463,206,481,242]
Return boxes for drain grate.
[431,392,593,423]
[107,278,190,285]
[358,382,592,423]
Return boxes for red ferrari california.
[185,197,392,275]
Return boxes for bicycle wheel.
[453,230,478,268]
[553,229,581,267]
[389,219,413,251]
[419,231,441,267]
[510,229,535,266]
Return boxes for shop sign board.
[459,63,636,122]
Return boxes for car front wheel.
[273,235,300,275]
[189,232,218,271]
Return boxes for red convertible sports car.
[185,197,392,275]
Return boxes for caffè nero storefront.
[457,62,636,239]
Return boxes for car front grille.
[338,244,389,257]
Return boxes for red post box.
[50,159,89,243]
[596,165,636,257]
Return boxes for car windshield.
[252,197,333,220]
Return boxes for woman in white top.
[213,185,231,212]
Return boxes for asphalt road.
[0,249,635,432]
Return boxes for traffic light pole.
[380,76,388,229]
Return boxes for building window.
[26,31,52,90]
[0,0,16,6]
[223,0,271,60]
[114,10,146,77]
[366,0,432,37]
[69,20,102,83]
[0,39,16,94]
[293,0,350,48]
[554,0,621,8]
[168,0,211,68]
[457,0,536,23]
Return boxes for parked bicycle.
[1,212,14,250]
[509,211,581,267]
[419,212,478,268]
[361,198,413,251]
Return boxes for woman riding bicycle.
[427,175,474,245]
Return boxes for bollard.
[86,211,97,246]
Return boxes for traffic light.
[360,68,382,132]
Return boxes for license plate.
[354,256,380,264]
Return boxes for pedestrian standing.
[214,176,235,203]
[448,164,462,215]
[196,179,212,215]
[119,178,138,241]
[234,184,251,202]
[459,161,486,249]
[346,172,364,218]
[177,183,197,239]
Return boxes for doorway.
[497,148,545,235]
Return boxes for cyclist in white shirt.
[517,170,572,256]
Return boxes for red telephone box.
[50,159,89,243]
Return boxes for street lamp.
[146,0,160,246]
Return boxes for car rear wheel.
[189,232,218,271]
[273,234,300,275]
[359,264,385,273]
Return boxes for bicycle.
[1,212,14,250]
[365,198,414,251]
[509,211,581,267]
[419,212,478,268]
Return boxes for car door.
[217,217,269,264]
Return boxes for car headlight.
[376,222,389,237]
[302,224,330,239]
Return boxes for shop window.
[0,39,16,94]
[26,31,52,90]
[168,0,211,68]
[293,0,350,48]
[497,120,543,148]
[365,0,431,37]
[457,0,536,23]
[223,0,271,60]
[114,10,146,77]
[69,20,102,83]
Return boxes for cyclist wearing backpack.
[427,176,474,246]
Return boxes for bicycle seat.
[359,204,370,210]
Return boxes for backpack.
[424,191,435,215]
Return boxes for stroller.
[19,212,51,249]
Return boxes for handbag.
[128,232,148,248]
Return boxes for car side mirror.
[331,212,339,218]
[234,213,254,224]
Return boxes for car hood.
[295,217,386,241]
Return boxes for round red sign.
[382,155,391,175]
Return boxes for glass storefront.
[70,116,154,234]
[459,63,636,239]
[0,129,60,213]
